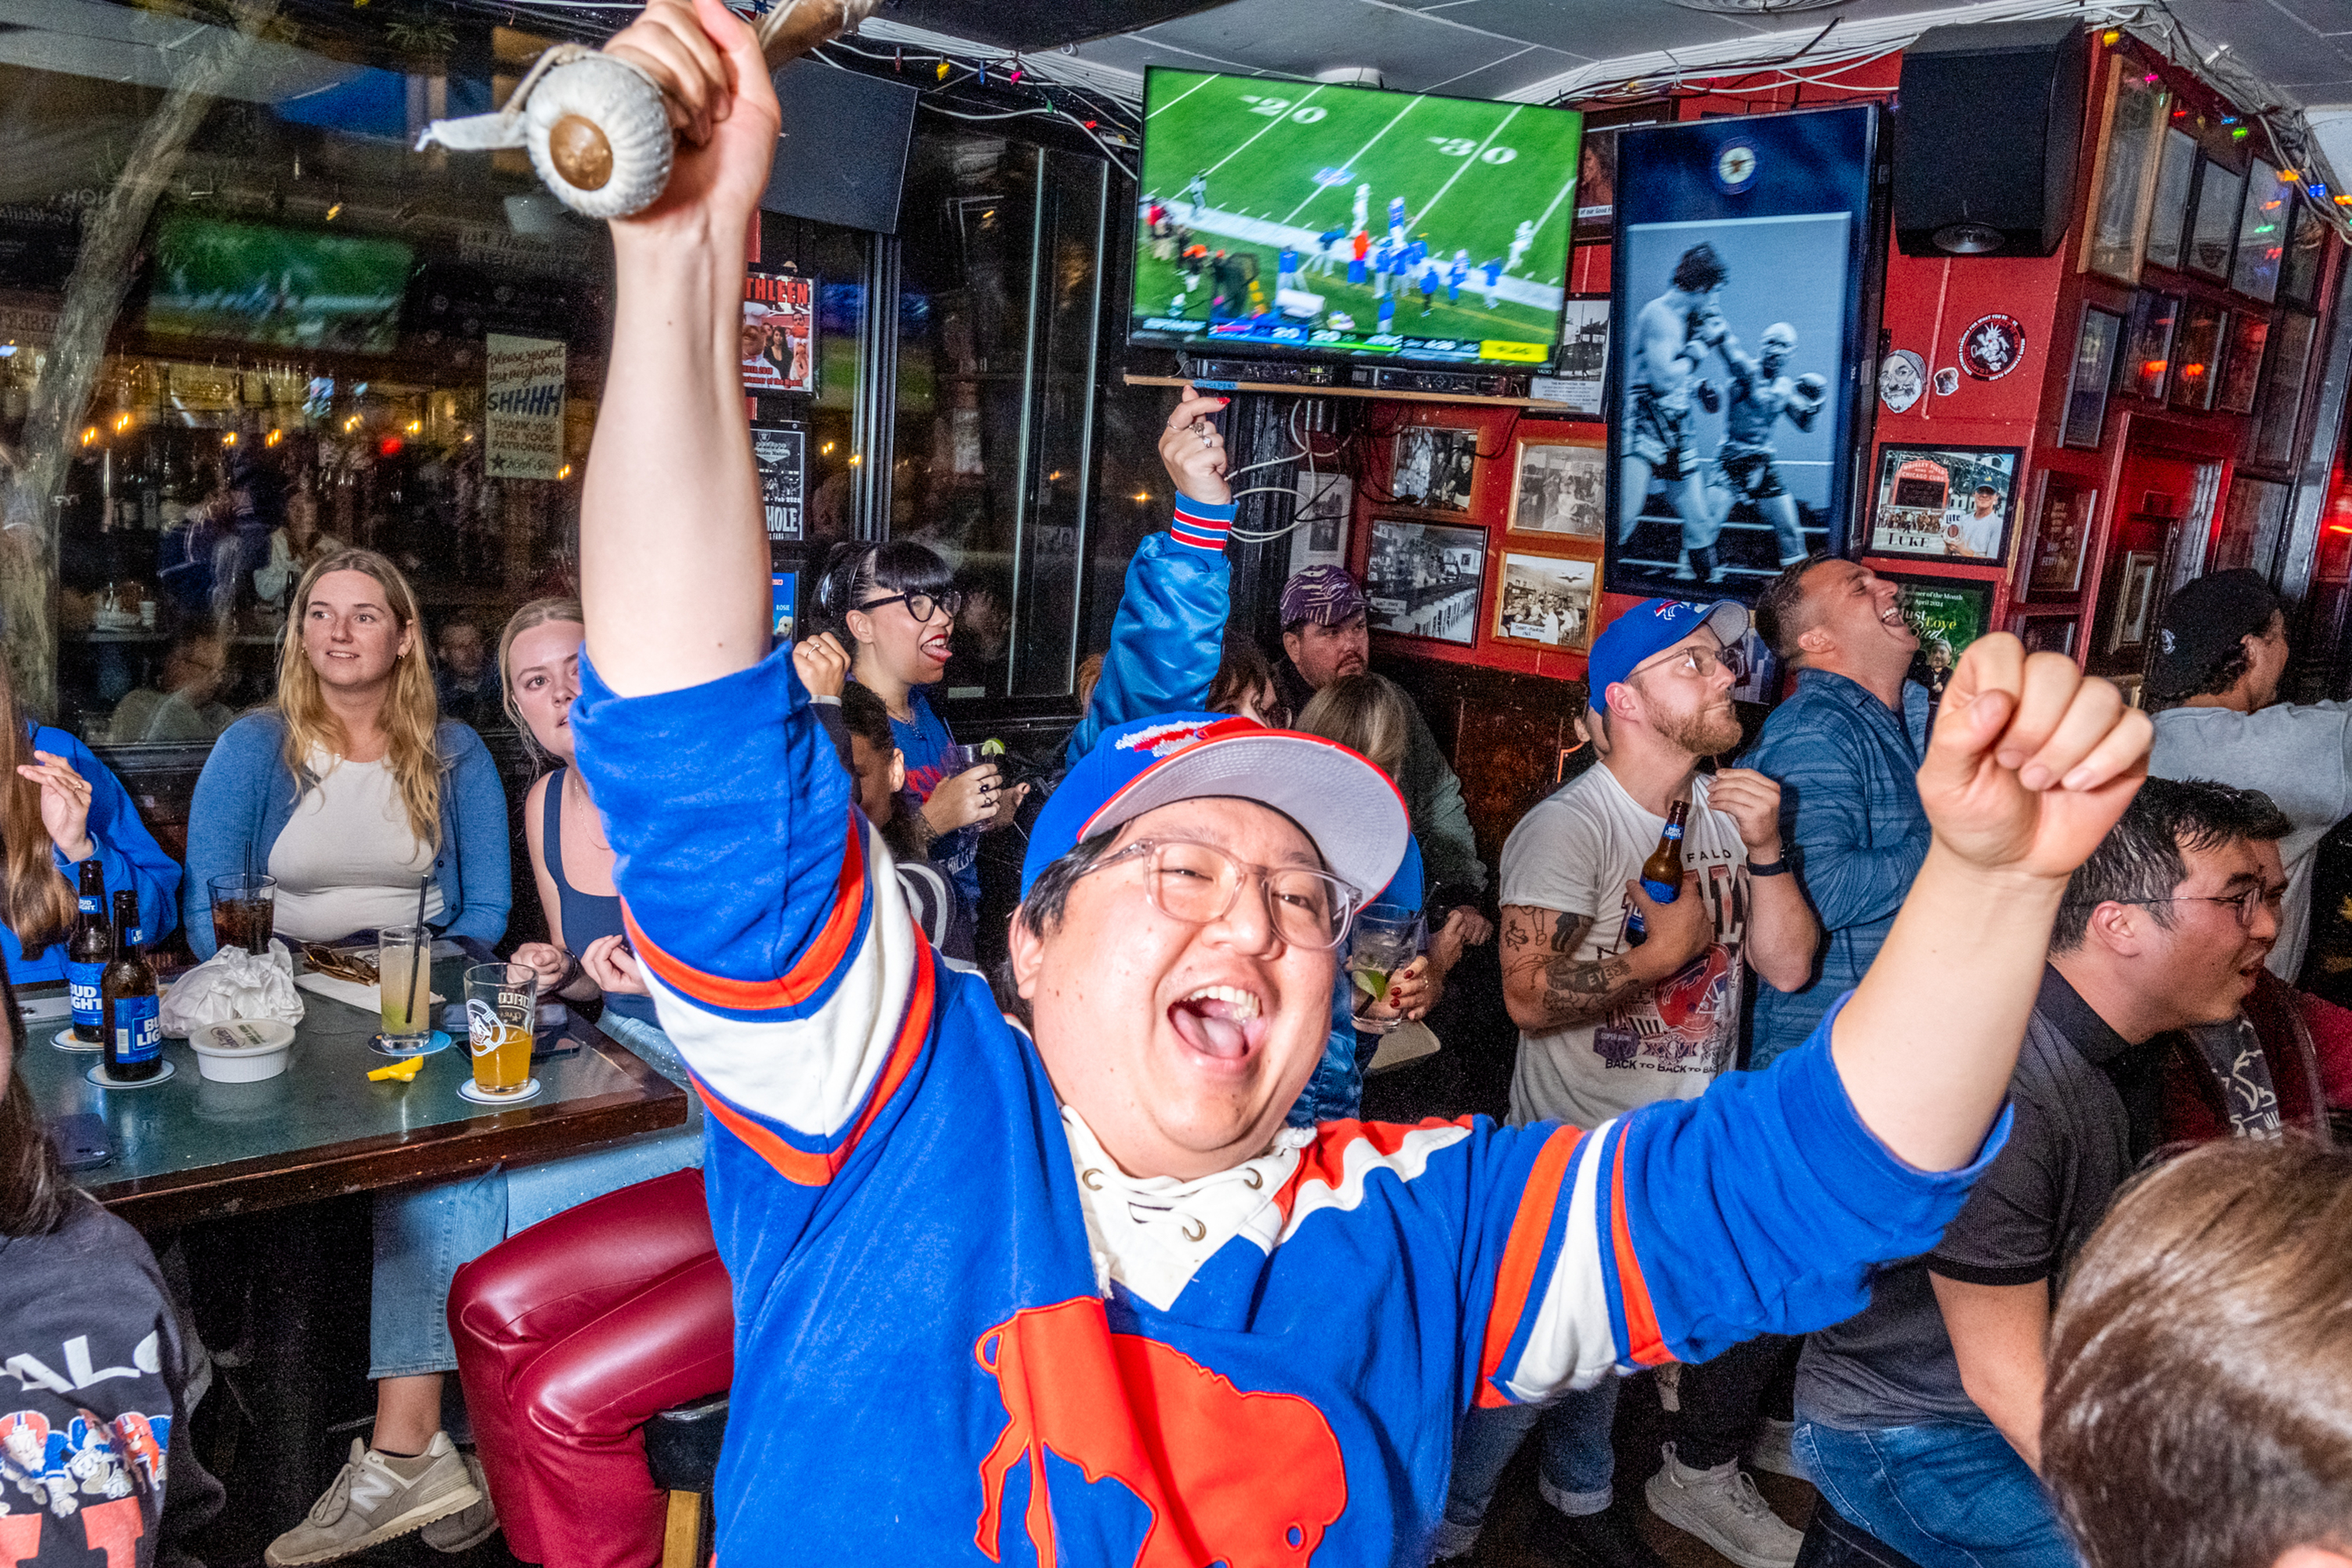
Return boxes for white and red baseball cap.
[1022,712,1409,902]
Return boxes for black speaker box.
[1894,18,2087,257]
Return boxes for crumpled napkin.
[161,941,304,1036]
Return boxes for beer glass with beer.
[465,963,539,1101]
[209,873,278,956]
[376,924,434,1054]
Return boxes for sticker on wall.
[1958,314,2027,380]
[1933,367,1961,397]
[1711,136,1760,195]
[1878,350,1926,412]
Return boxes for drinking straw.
[408,877,430,1029]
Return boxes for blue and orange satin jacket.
[570,622,2005,1566]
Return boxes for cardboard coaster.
[85,1058,175,1090]
[457,1077,541,1107]
[53,1026,102,1053]
[369,1029,454,1058]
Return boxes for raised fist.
[1694,379,1721,414]
[1695,310,1730,347]
[1796,372,1828,397]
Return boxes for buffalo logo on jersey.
[974,1298,1347,1568]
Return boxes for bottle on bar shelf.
[1623,799,1690,949]
[66,860,112,1047]
[103,889,162,1083]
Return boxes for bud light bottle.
[103,890,162,1083]
[1624,800,1690,948]
[66,861,111,1046]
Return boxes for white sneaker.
[1643,1442,1802,1568]
[1746,1417,1805,1479]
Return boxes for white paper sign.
[485,333,566,481]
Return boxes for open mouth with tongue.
[919,629,953,671]
[1167,983,1268,1065]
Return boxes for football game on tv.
[1131,67,1581,371]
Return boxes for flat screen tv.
[146,212,415,354]
[1130,67,1581,371]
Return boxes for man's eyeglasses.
[2107,884,2288,932]
[856,589,964,624]
[1635,643,1744,682]
[1080,838,1361,950]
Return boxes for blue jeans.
[1430,1379,1620,1558]
[369,1012,706,1379]
[1793,1418,2079,1568]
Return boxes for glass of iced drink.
[376,924,433,1054]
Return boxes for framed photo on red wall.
[1507,431,1606,539]
[1490,547,1598,652]
[1865,443,2021,564]
[2023,471,2096,601]
[2217,313,2270,416]
[1366,515,1485,646]
[2061,305,2124,449]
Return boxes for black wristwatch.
[1748,853,1791,877]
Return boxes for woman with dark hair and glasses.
[814,539,1020,918]
[0,943,223,1562]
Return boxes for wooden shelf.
[1122,372,1577,410]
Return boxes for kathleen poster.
[743,267,815,394]
[1605,105,1878,600]
[484,333,565,481]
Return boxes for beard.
[1653,699,1744,757]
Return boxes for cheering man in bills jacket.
[568,3,2155,1562]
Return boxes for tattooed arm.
[1499,875,1713,1033]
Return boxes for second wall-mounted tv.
[1130,67,1581,372]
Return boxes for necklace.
[567,771,612,852]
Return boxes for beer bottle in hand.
[103,890,162,1083]
[66,862,112,1046]
[1623,800,1690,948]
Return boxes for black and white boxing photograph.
[1604,108,1875,600]
[1391,426,1479,513]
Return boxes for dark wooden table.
[18,946,688,1229]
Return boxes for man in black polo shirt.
[1791,778,2291,1568]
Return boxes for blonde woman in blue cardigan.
[183,549,508,959]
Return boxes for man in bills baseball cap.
[1586,597,1751,716]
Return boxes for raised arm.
[1834,637,2149,1170]
[579,0,778,699]
[1063,387,1235,767]
[564,0,932,1209]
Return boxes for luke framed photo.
[1287,473,1352,575]
[1491,550,1598,652]
[2122,290,2181,401]
[2281,199,2328,310]
[750,421,807,539]
[1508,433,1606,539]
[2024,471,2097,601]
[1606,103,1878,597]
[1866,443,2022,564]
[2062,304,2124,449]
[1391,426,1478,513]
[2080,55,2170,285]
[1366,515,1486,646]
[2145,125,2198,270]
